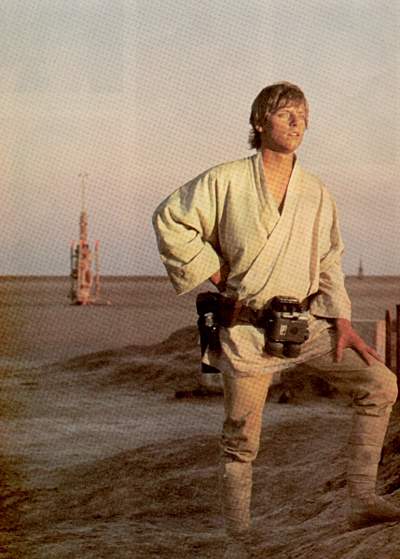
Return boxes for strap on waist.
[218,296,310,327]
[218,297,262,327]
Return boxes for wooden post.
[385,310,392,370]
[397,305,400,376]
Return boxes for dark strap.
[218,297,262,327]
[218,296,310,327]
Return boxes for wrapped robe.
[153,151,351,375]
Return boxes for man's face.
[259,102,307,154]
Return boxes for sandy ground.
[1,276,400,558]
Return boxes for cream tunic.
[153,152,351,375]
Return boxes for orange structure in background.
[69,173,100,305]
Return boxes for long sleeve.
[152,170,224,294]
[310,195,352,320]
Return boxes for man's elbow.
[152,203,168,237]
[152,204,161,228]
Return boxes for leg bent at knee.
[352,361,398,416]
[305,348,398,415]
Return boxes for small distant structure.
[357,257,364,280]
[69,173,100,305]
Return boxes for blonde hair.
[249,82,309,150]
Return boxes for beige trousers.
[221,331,398,463]
[220,325,398,537]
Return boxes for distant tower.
[69,173,100,304]
[357,257,364,279]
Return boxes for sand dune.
[1,323,400,558]
[1,277,400,558]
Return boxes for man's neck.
[261,148,295,173]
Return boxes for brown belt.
[218,297,264,327]
[218,296,310,328]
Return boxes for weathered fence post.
[385,310,392,370]
[396,305,400,376]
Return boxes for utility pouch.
[261,296,310,358]
[196,292,222,356]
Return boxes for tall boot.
[347,413,400,529]
[221,459,252,558]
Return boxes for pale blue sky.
[1,0,399,275]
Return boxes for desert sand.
[1,276,400,558]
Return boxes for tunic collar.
[252,151,302,235]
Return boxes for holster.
[217,296,247,327]
[197,292,262,330]
[196,292,222,355]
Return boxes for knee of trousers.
[220,415,262,463]
[353,362,398,414]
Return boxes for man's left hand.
[335,318,382,366]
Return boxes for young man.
[153,82,400,557]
